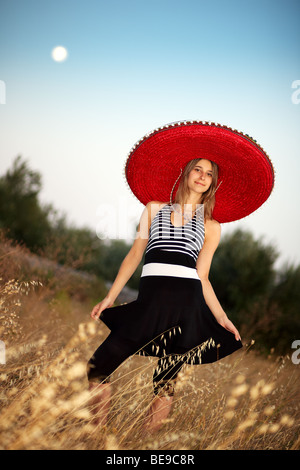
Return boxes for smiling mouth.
[195,181,206,186]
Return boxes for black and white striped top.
[141,204,205,279]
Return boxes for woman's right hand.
[90,296,114,321]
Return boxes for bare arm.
[91,201,165,320]
[196,220,241,341]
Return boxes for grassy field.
[0,243,299,450]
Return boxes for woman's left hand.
[218,315,241,341]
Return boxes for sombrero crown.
[124,120,275,223]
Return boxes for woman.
[87,121,275,431]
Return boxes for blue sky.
[0,0,300,268]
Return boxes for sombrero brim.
[124,121,275,223]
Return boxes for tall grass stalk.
[0,241,299,450]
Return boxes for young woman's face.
[187,159,213,193]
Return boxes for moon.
[51,46,68,62]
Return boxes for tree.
[266,263,300,353]
[0,156,53,251]
[210,229,278,323]
[95,239,143,290]
[41,212,104,271]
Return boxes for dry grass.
[0,245,299,450]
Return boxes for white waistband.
[141,263,200,280]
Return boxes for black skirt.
[100,274,243,365]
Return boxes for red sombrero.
[124,120,275,223]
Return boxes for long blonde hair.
[172,158,219,220]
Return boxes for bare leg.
[88,381,111,426]
[143,395,173,432]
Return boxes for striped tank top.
[141,203,205,280]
